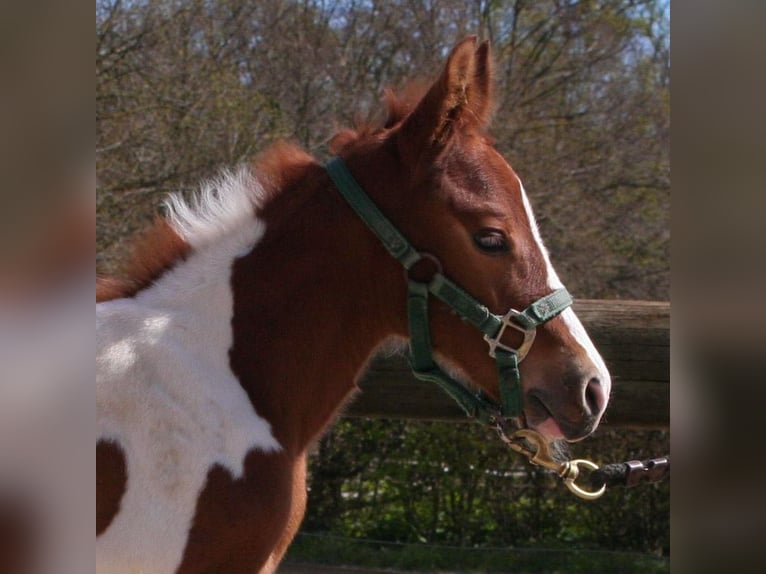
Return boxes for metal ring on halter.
[405,252,443,283]
[561,459,606,500]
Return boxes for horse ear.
[397,36,493,164]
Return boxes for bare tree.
[97,0,669,299]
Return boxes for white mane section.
[164,166,263,251]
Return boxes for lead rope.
[588,456,670,490]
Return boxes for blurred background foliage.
[97,0,669,568]
[305,421,668,554]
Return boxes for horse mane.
[329,80,431,154]
[382,80,432,128]
[97,166,268,302]
[329,78,494,156]
[96,217,191,302]
[96,83,428,303]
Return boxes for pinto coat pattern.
[97,37,609,573]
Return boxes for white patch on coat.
[517,177,611,400]
[96,168,280,572]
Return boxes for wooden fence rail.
[347,300,669,430]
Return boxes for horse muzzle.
[525,370,608,442]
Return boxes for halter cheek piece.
[325,157,572,424]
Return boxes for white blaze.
[517,177,611,400]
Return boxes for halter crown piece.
[325,157,605,500]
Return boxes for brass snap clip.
[507,429,606,501]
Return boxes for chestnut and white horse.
[97,37,609,573]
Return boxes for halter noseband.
[325,157,572,426]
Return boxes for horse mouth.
[523,394,563,439]
[524,393,594,443]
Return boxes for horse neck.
[229,159,408,454]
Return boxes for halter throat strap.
[325,157,572,421]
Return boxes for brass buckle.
[484,308,536,361]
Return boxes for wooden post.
[346,300,669,429]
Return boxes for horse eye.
[473,229,509,253]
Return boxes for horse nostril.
[585,377,605,416]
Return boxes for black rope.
[588,456,669,490]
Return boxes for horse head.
[331,37,610,442]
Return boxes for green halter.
[325,157,572,425]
